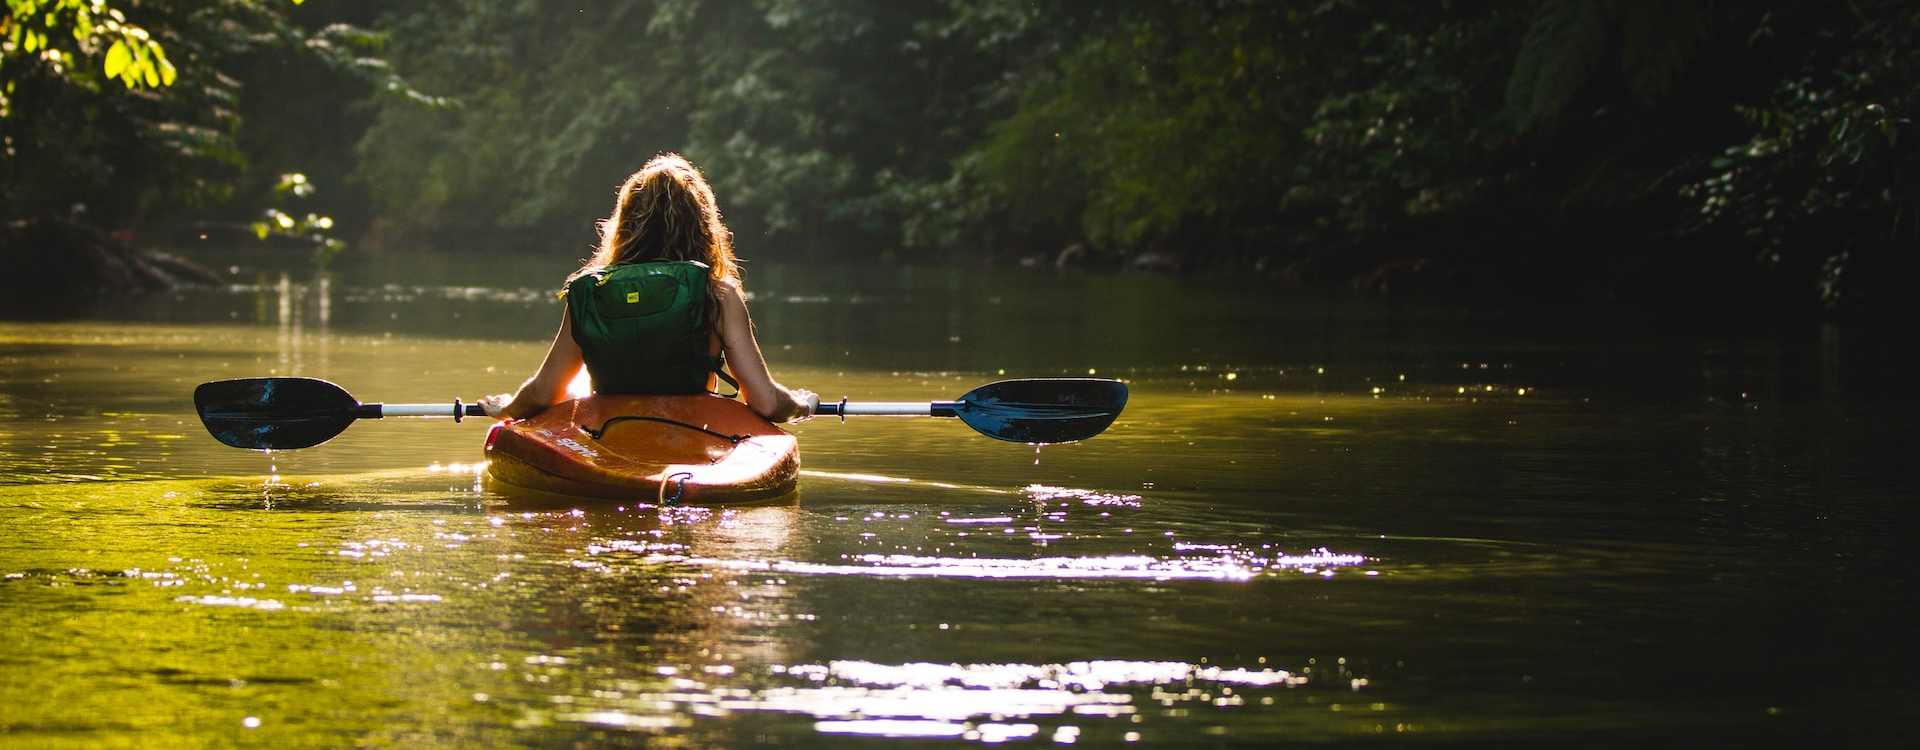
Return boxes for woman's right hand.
[478,393,515,419]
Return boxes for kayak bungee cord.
[581,415,746,444]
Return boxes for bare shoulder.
[710,277,752,340]
[712,277,748,308]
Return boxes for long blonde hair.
[572,153,739,291]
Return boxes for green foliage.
[1290,6,1518,248]
[972,8,1249,254]
[357,0,683,246]
[357,0,1011,256]
[1,0,176,118]
[3,2,246,222]
[958,2,1522,261]
[251,172,345,266]
[1,0,416,237]
[1616,2,1711,105]
[1503,0,1715,133]
[11,0,1914,314]
[1680,0,1918,311]
[681,0,977,252]
[1504,0,1610,133]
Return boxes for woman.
[479,154,815,422]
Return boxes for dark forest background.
[3,0,1915,316]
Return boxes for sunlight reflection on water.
[654,549,1364,580]
[537,658,1322,742]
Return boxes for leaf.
[151,43,176,86]
[251,222,270,241]
[1618,3,1710,104]
[1504,0,1609,132]
[104,39,131,80]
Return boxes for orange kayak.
[483,394,798,503]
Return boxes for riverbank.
[0,218,222,310]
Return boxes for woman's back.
[480,153,814,422]
[565,260,719,395]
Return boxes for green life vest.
[566,260,723,395]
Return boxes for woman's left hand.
[789,388,818,422]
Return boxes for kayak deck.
[484,394,798,503]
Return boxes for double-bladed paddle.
[194,377,1127,450]
[193,377,487,451]
[811,377,1127,444]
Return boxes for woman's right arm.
[714,279,815,422]
[479,306,584,420]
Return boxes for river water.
[1,250,1913,747]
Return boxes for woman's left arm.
[480,306,584,419]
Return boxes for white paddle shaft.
[377,403,488,419]
[379,400,957,419]
[381,403,458,417]
[837,402,935,416]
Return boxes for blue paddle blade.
[953,378,1128,444]
[194,377,360,450]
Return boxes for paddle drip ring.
[658,472,695,505]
